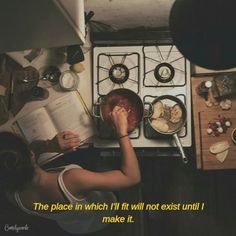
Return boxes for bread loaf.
[215,150,228,162]
[212,73,236,98]
[209,141,230,154]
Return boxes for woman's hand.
[68,106,140,194]
[50,131,81,152]
[110,106,128,136]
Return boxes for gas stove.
[92,45,192,148]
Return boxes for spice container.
[196,80,212,100]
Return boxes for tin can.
[196,81,212,100]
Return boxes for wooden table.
[192,76,236,170]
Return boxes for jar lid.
[205,81,212,88]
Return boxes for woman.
[0,106,140,234]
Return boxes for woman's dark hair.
[0,132,34,192]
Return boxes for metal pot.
[92,88,144,132]
[145,95,188,164]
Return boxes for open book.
[15,91,94,165]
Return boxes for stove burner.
[154,63,175,83]
[109,64,129,84]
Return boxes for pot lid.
[169,0,236,70]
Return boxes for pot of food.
[145,95,188,164]
[93,88,144,133]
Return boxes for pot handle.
[143,102,154,118]
[173,133,188,164]
[92,102,101,118]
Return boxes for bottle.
[196,80,212,100]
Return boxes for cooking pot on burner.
[92,88,144,133]
[145,95,188,164]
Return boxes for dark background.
[1,147,236,236]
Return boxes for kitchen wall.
[84,0,175,30]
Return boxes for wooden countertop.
[192,76,236,170]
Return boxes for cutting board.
[199,110,236,170]
[192,77,236,169]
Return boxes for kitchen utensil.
[145,95,188,164]
[42,66,61,83]
[92,88,144,133]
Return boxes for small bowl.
[232,128,236,144]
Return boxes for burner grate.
[143,46,187,87]
[97,53,140,95]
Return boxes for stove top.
[92,45,192,148]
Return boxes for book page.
[16,107,58,143]
[45,92,94,142]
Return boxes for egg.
[207,128,213,134]
[217,127,223,133]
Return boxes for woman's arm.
[64,106,141,194]
[112,105,140,185]
[30,131,80,157]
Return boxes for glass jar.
[196,80,212,100]
[59,70,79,91]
